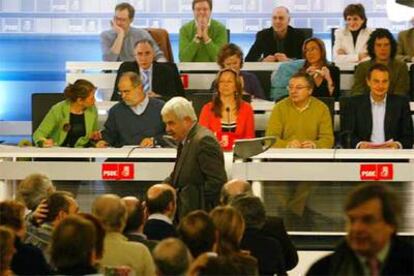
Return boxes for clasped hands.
[195,16,210,42]
[287,140,316,149]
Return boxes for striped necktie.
[142,70,150,93]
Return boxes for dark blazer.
[11,237,52,275]
[307,237,414,276]
[240,227,286,275]
[165,124,227,218]
[111,61,185,101]
[143,218,177,241]
[124,233,158,252]
[245,26,305,61]
[348,94,413,149]
[262,216,298,271]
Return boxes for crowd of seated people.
[2,173,413,275]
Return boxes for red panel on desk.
[360,164,394,181]
[181,74,189,89]
[102,163,135,180]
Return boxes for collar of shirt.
[148,213,173,225]
[356,241,390,273]
[130,95,149,115]
[139,64,153,75]
[291,98,312,113]
[370,94,387,106]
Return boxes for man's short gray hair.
[17,173,54,211]
[161,97,197,122]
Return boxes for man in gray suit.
[161,97,227,219]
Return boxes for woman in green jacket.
[33,79,100,147]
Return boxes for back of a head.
[0,226,15,273]
[145,184,175,215]
[122,197,145,234]
[51,215,96,271]
[178,210,216,258]
[189,253,253,276]
[17,173,54,211]
[78,213,106,260]
[92,194,127,232]
[44,191,74,223]
[230,195,266,229]
[153,238,191,275]
[0,200,25,231]
[220,179,252,205]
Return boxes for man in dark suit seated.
[220,179,298,271]
[162,97,227,219]
[348,63,413,149]
[231,195,286,275]
[111,39,184,101]
[143,184,177,241]
[245,6,305,62]
[122,196,158,252]
[307,183,414,276]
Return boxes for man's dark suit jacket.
[245,26,305,61]
[348,94,414,149]
[143,218,177,241]
[124,233,158,252]
[111,61,185,101]
[240,227,286,275]
[262,216,298,271]
[307,237,414,276]
[165,124,227,219]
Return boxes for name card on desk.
[360,164,394,181]
[102,163,134,180]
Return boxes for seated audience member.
[152,238,192,276]
[178,210,217,258]
[98,72,165,148]
[179,0,227,62]
[396,17,414,62]
[78,213,106,262]
[348,64,413,149]
[162,97,227,218]
[25,191,78,257]
[143,184,177,241]
[111,39,184,101]
[209,206,258,275]
[270,59,305,101]
[200,69,255,149]
[100,2,165,62]
[266,72,334,149]
[0,200,51,275]
[333,3,373,63]
[352,28,409,95]
[231,196,286,275]
[212,43,265,99]
[301,38,340,98]
[307,183,414,276]
[245,6,305,62]
[17,173,55,212]
[50,216,98,275]
[221,179,299,271]
[33,79,100,148]
[0,226,15,276]
[122,196,158,252]
[92,194,155,275]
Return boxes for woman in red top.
[199,68,255,148]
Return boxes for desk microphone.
[225,107,231,124]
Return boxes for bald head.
[272,6,290,34]
[122,196,140,213]
[153,238,192,276]
[92,194,127,232]
[146,184,176,217]
[220,179,252,205]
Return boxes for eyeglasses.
[287,85,310,91]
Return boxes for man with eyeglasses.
[100,2,165,62]
[265,72,333,224]
[97,71,165,148]
[111,39,184,101]
[307,183,414,276]
[245,6,305,62]
[179,0,227,62]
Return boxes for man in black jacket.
[111,39,184,101]
[245,6,305,62]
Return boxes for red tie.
[367,257,380,276]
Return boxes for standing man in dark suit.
[162,97,227,219]
[143,184,177,241]
[307,183,414,276]
[348,63,413,149]
[111,39,184,101]
[245,6,305,62]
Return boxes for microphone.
[225,107,230,124]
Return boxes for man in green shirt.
[179,0,227,62]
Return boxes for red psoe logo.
[102,163,134,180]
[360,164,393,181]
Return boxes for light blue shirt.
[130,95,149,115]
[370,96,386,143]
